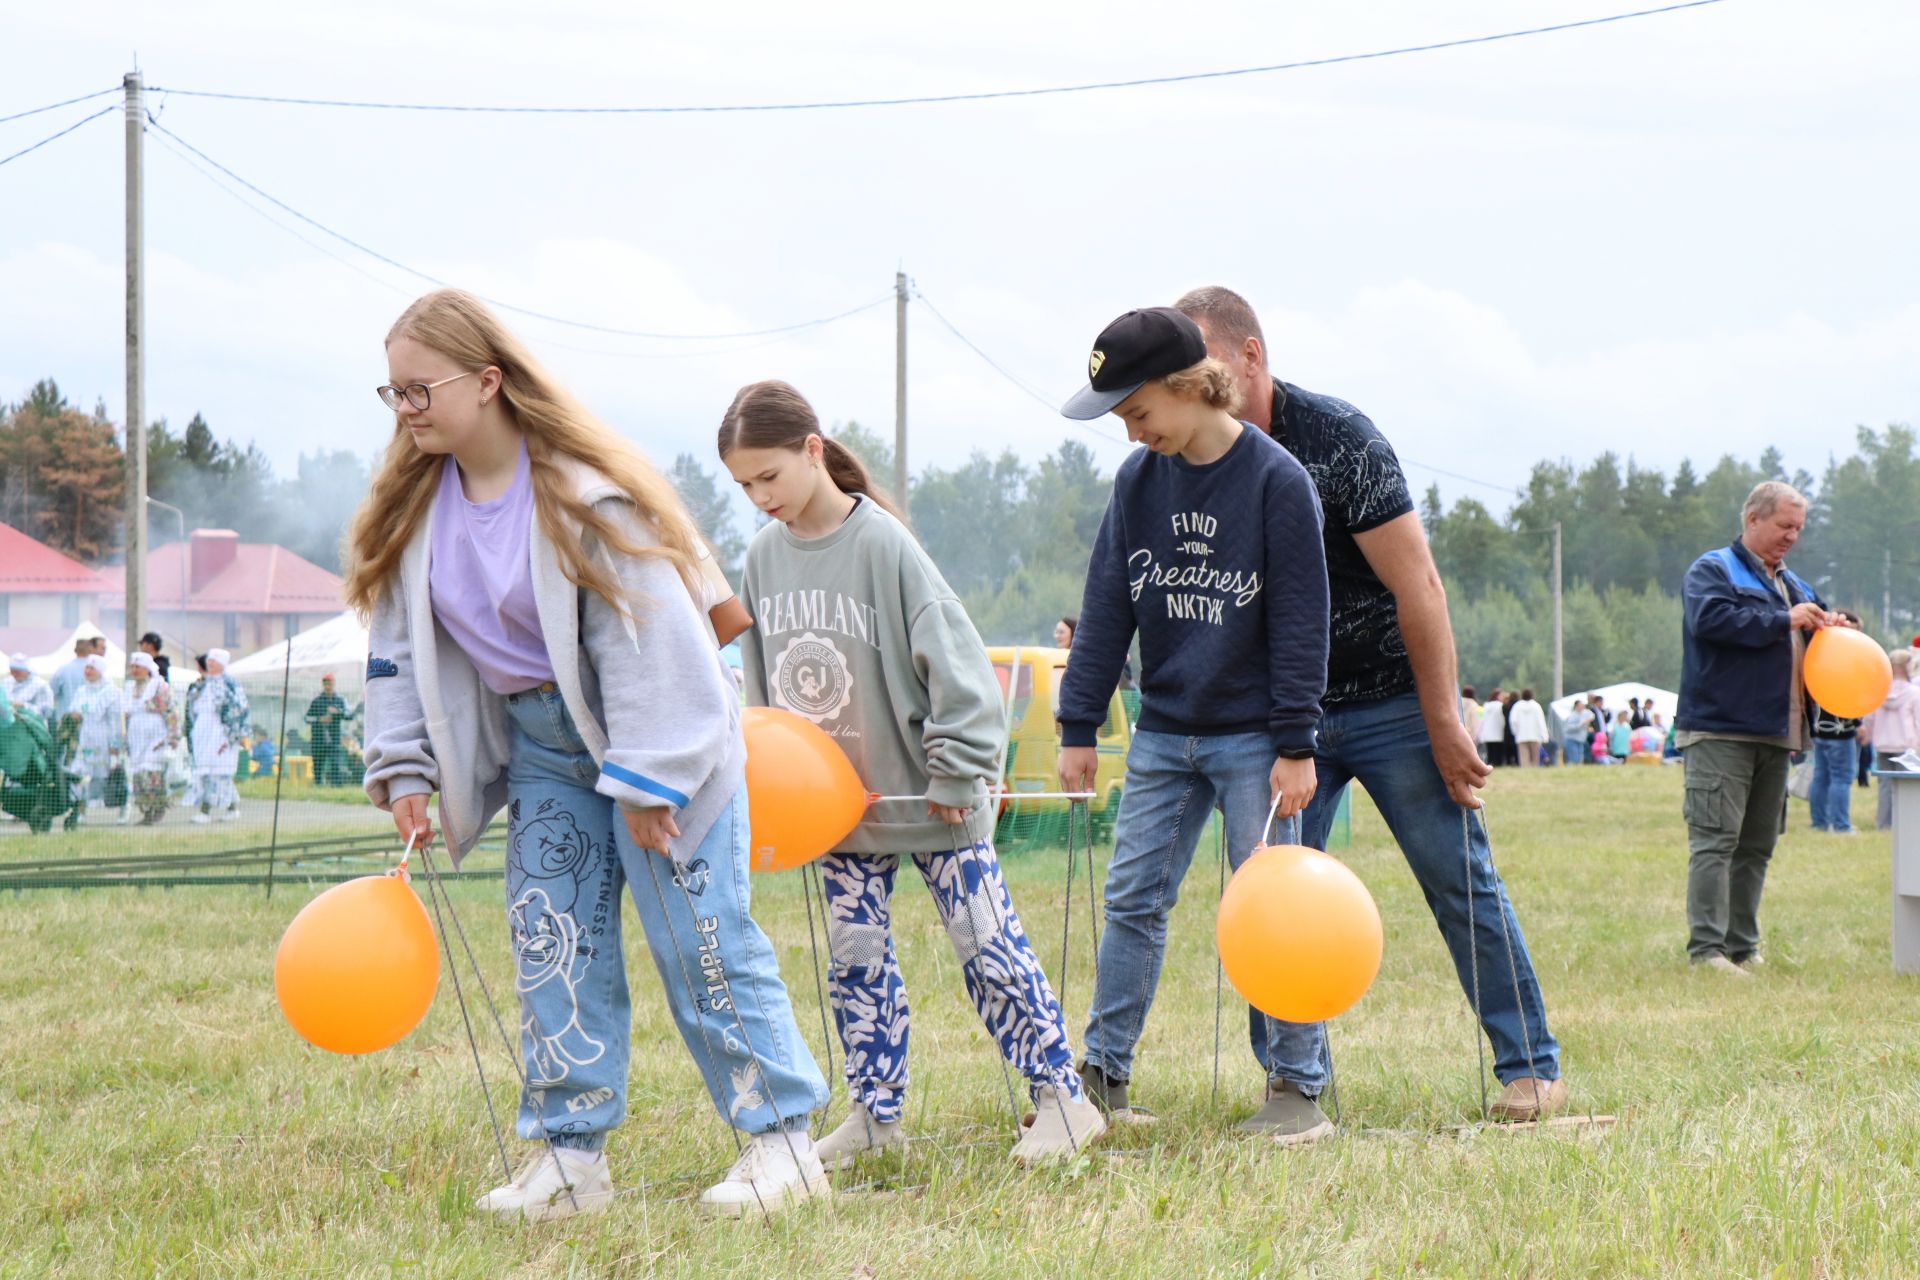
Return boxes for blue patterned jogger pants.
[819,838,1084,1124]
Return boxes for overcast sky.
[4,0,1915,516]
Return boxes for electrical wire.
[144,2,1727,116]
[0,104,116,169]
[913,292,1132,452]
[0,86,119,126]
[143,115,894,342]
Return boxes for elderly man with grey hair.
[1677,481,1845,974]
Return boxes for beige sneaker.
[814,1102,904,1172]
[1735,953,1765,970]
[1011,1086,1107,1164]
[1699,954,1753,978]
[1488,1077,1569,1123]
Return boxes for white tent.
[20,623,130,681]
[228,611,368,681]
[1549,681,1679,736]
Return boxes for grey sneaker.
[1236,1081,1335,1146]
[1734,953,1766,969]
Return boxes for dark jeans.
[1683,738,1789,961]
[1300,693,1560,1084]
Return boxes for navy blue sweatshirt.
[1057,425,1330,757]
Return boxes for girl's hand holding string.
[928,801,970,826]
[392,792,434,851]
[624,805,681,858]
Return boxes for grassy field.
[4,766,1917,1277]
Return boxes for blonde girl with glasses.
[347,289,829,1221]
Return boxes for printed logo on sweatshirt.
[1127,511,1265,626]
[772,631,854,724]
[755,589,884,651]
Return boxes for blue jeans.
[1082,730,1329,1093]
[1300,694,1559,1085]
[820,839,1083,1123]
[1808,737,1855,832]
[502,689,828,1148]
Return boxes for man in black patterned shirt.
[1176,286,1567,1126]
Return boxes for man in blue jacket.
[1677,481,1842,974]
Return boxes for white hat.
[129,652,157,674]
[7,653,27,671]
[207,648,232,668]
[84,655,106,676]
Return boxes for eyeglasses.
[376,370,476,412]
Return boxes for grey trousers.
[1683,738,1790,961]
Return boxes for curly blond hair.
[1159,357,1243,416]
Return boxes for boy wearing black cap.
[1055,307,1337,1143]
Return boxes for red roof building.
[0,520,109,631]
[95,529,346,658]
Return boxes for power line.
[0,86,119,126]
[0,104,116,169]
[912,293,1131,453]
[1401,457,1524,497]
[144,2,1727,116]
[143,115,895,342]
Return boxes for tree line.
[8,373,1910,699]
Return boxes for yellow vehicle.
[986,645,1132,843]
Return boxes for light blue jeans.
[1082,730,1330,1094]
[1301,694,1558,1084]
[1808,737,1855,832]
[502,689,828,1148]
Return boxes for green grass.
[4,768,1918,1277]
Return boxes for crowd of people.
[1,634,370,831]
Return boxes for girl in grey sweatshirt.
[721,379,1106,1167]
[350,290,829,1221]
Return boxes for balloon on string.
[1804,626,1893,719]
[742,706,866,872]
[274,872,439,1054]
[1216,843,1382,1023]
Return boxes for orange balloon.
[275,873,439,1054]
[742,707,867,872]
[1804,626,1893,719]
[1216,844,1383,1023]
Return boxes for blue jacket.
[1677,540,1824,738]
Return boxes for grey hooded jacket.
[361,458,744,867]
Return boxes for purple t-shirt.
[429,444,555,695]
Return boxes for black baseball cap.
[1061,306,1208,420]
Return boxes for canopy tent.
[227,611,368,682]
[1549,681,1679,737]
[11,623,131,682]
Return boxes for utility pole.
[123,69,147,659]
[1551,521,1564,702]
[893,269,909,517]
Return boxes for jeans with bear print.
[819,839,1084,1124]
[502,688,828,1149]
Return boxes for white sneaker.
[1011,1086,1108,1164]
[117,809,131,825]
[220,807,241,822]
[1699,954,1753,979]
[814,1103,905,1172]
[191,812,212,825]
[698,1130,830,1217]
[476,1147,614,1223]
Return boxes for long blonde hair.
[342,289,701,617]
